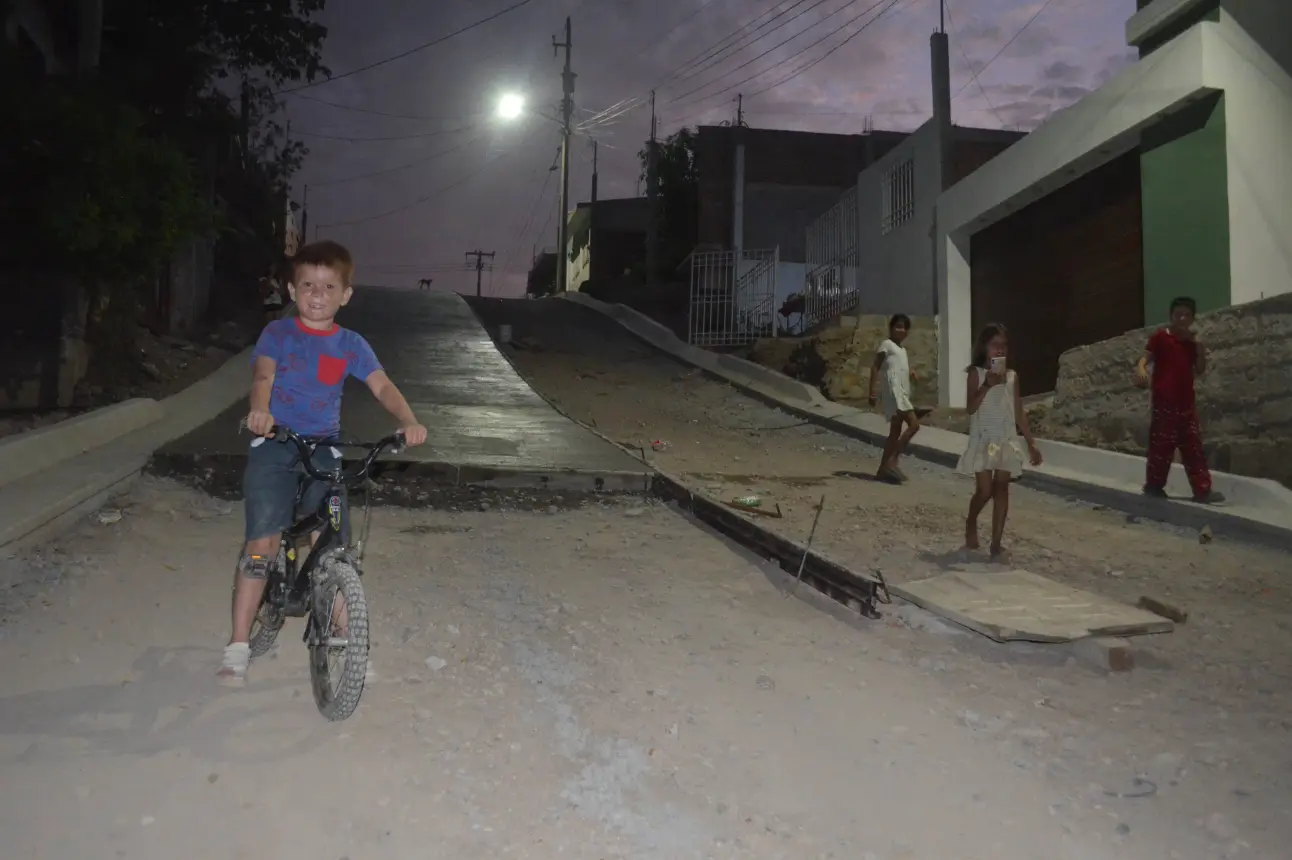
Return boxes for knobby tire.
[308,556,369,722]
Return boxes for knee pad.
[237,553,271,580]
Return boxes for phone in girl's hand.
[989,356,1006,375]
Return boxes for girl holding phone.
[959,323,1042,558]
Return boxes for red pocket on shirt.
[317,354,348,385]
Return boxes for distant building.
[527,249,558,296]
[564,197,650,292]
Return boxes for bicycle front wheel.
[308,556,369,722]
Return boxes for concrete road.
[157,289,645,481]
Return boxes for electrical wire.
[307,135,484,187]
[500,145,561,280]
[278,0,540,93]
[314,147,511,228]
[950,0,1058,101]
[285,91,468,121]
[292,122,477,142]
[654,0,789,89]
[666,0,878,107]
[943,0,1008,126]
[670,0,898,111]
[743,0,903,99]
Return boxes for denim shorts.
[242,436,349,543]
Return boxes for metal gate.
[804,185,859,330]
[687,247,779,347]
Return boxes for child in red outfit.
[1134,296,1224,504]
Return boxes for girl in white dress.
[868,314,920,483]
[959,323,1042,557]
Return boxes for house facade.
[936,0,1292,405]
[695,124,910,316]
[564,197,650,293]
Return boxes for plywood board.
[891,569,1174,643]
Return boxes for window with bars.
[880,156,915,235]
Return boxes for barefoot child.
[868,313,920,483]
[1134,296,1224,504]
[959,323,1042,558]
[219,240,429,686]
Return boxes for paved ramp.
[156,290,646,481]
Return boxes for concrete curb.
[0,398,163,487]
[558,292,1292,550]
[0,306,294,554]
[466,299,888,620]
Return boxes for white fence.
[687,248,779,347]
[804,185,859,330]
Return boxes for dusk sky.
[285,0,1139,295]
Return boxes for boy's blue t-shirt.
[250,317,382,437]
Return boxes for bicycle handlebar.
[269,425,405,484]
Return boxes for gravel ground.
[462,295,1292,859]
[0,477,1203,860]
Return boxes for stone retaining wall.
[1043,294,1292,486]
[749,314,939,407]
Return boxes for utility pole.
[300,184,309,243]
[735,93,744,127]
[465,249,495,297]
[645,89,659,286]
[553,17,574,294]
[590,139,599,204]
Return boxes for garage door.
[970,151,1144,396]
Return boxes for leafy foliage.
[638,128,699,275]
[1,0,330,282]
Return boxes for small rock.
[667,723,679,737]
[755,674,775,690]
[624,507,646,518]
[1199,525,1213,544]
[424,656,448,672]
[446,624,460,636]
[97,509,123,525]
[546,505,559,515]
[479,501,491,512]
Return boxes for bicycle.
[246,425,405,722]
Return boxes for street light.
[497,92,524,120]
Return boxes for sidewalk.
[560,292,1292,550]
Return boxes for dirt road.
[463,296,1292,858]
[0,476,1208,859]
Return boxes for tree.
[638,128,699,276]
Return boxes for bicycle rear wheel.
[308,556,369,721]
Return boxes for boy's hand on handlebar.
[400,423,428,447]
[246,409,275,436]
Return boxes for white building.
[802,31,1022,328]
[936,0,1292,406]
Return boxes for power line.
[743,0,903,99]
[278,0,540,93]
[950,0,1058,101]
[315,148,512,228]
[664,0,847,96]
[285,91,469,121]
[654,0,789,90]
[292,122,477,142]
[306,135,484,188]
[666,0,884,109]
[500,145,560,280]
[943,0,1007,126]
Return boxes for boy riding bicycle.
[219,240,427,686]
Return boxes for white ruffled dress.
[957,368,1027,476]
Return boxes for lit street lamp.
[497,92,524,120]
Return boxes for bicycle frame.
[262,426,404,618]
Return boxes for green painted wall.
[1140,92,1231,325]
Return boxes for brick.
[1070,636,1135,672]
